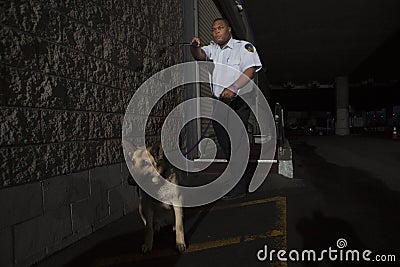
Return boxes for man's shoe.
[221,191,246,201]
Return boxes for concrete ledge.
[14,206,72,266]
[0,163,138,267]
[0,227,13,267]
[0,182,43,229]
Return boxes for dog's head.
[124,142,167,180]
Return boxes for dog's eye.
[141,160,150,167]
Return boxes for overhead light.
[235,1,244,12]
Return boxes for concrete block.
[39,44,86,80]
[0,25,39,69]
[0,107,43,146]
[89,113,123,139]
[104,88,125,113]
[92,209,122,232]
[14,206,72,266]
[42,171,90,211]
[15,71,69,110]
[63,19,102,58]
[49,0,85,21]
[42,9,64,43]
[69,141,96,172]
[46,226,91,257]
[120,164,139,214]
[124,186,139,215]
[121,162,131,185]
[9,144,69,185]
[118,68,136,91]
[42,144,70,178]
[71,196,108,234]
[69,112,90,141]
[1,1,62,43]
[90,164,122,191]
[85,1,107,33]
[93,139,123,167]
[0,227,13,267]
[66,80,106,112]
[72,164,122,232]
[41,110,70,143]
[0,148,11,187]
[0,65,17,107]
[0,182,43,228]
[108,185,126,217]
[86,56,119,87]
[9,145,45,184]
[71,198,94,234]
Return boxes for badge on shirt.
[245,43,254,53]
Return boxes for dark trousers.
[212,96,251,159]
[212,95,251,194]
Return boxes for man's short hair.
[213,18,230,27]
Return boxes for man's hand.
[220,88,236,100]
[190,37,206,60]
[191,37,201,48]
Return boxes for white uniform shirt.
[201,38,262,97]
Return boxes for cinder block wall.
[0,1,183,266]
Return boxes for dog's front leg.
[142,209,154,253]
[173,205,186,253]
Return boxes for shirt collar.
[220,38,234,50]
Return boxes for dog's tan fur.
[126,143,186,253]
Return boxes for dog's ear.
[150,143,163,165]
[157,144,164,161]
[122,140,137,159]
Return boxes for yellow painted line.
[210,196,286,212]
[186,236,241,253]
[186,196,286,215]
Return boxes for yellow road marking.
[92,196,287,267]
[186,236,241,253]
[210,196,286,211]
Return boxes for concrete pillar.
[335,76,350,135]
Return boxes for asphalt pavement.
[35,135,400,267]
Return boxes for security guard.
[190,18,263,200]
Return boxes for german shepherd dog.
[125,143,186,253]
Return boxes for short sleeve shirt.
[201,38,262,97]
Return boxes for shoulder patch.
[245,43,254,53]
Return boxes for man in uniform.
[190,18,262,200]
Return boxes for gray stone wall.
[0,0,184,266]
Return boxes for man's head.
[212,18,232,47]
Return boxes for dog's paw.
[176,243,186,253]
[141,243,153,253]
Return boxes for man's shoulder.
[233,39,256,52]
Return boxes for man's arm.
[220,67,256,99]
[190,37,207,61]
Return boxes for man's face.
[212,20,231,46]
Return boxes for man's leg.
[212,100,231,160]
[226,98,251,198]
